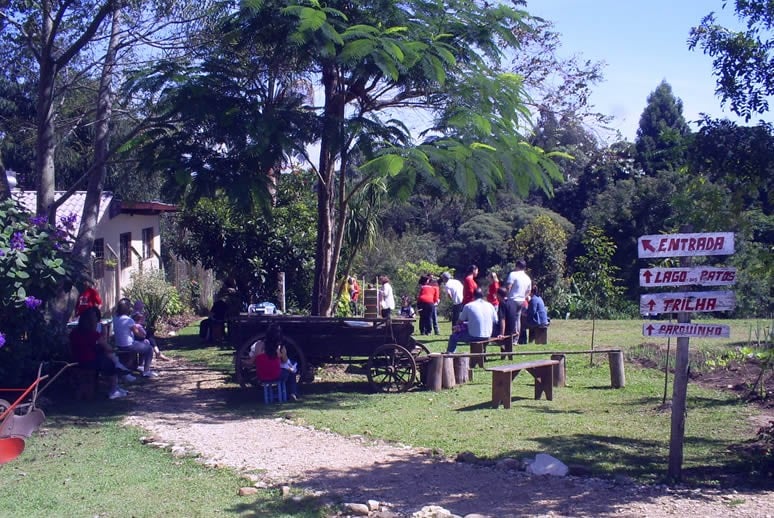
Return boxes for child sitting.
[254,324,299,400]
[399,296,416,318]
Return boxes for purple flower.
[25,296,42,310]
[59,212,78,231]
[10,231,25,251]
[0,332,5,348]
[30,215,47,227]
[0,249,5,256]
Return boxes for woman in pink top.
[462,264,479,305]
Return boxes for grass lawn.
[2,317,770,516]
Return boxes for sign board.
[639,267,737,287]
[642,322,730,338]
[638,232,734,259]
[639,291,736,315]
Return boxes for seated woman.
[113,299,156,377]
[254,324,299,400]
[70,307,127,399]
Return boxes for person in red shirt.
[254,324,298,400]
[487,271,500,308]
[462,265,479,305]
[74,278,102,317]
[416,275,439,335]
[69,307,124,399]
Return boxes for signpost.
[639,291,736,315]
[642,323,731,339]
[638,267,736,287]
[638,230,735,482]
[638,232,734,258]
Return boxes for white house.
[12,189,177,312]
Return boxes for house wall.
[94,212,163,312]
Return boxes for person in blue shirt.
[527,284,550,335]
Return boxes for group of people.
[445,260,549,353]
[69,279,168,400]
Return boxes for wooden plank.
[642,322,730,338]
[638,232,734,258]
[639,291,735,315]
[639,267,737,287]
[486,359,559,372]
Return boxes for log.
[426,353,443,392]
[609,350,626,388]
[550,354,566,387]
[453,355,470,385]
[441,356,456,389]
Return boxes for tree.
[689,0,774,119]
[571,226,626,319]
[634,81,691,175]
[508,213,570,304]
[272,1,563,315]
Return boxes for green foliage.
[568,226,627,319]
[509,213,570,303]
[689,0,774,119]
[635,81,691,175]
[122,269,177,335]
[0,198,83,385]
[165,289,185,316]
[173,172,317,311]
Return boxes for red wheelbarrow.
[0,362,78,464]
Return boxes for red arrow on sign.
[645,324,655,335]
[641,239,656,253]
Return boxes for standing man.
[496,287,519,358]
[447,288,498,353]
[349,276,361,315]
[440,272,464,325]
[461,264,479,305]
[503,259,532,341]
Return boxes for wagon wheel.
[234,336,307,388]
[407,337,430,357]
[367,343,417,393]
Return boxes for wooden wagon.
[229,315,429,392]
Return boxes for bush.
[123,269,178,335]
[0,198,83,385]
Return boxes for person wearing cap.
[440,272,464,326]
[447,288,498,353]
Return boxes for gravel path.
[123,358,774,517]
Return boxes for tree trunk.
[73,7,120,268]
[36,34,57,220]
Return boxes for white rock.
[343,502,370,515]
[525,453,569,476]
[367,499,381,511]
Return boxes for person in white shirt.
[377,275,395,318]
[113,299,157,377]
[447,288,498,353]
[440,272,464,325]
[504,259,532,341]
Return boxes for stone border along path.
[122,358,774,517]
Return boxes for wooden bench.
[468,335,518,368]
[486,359,559,409]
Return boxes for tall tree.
[689,0,774,119]
[281,0,562,315]
[634,81,691,175]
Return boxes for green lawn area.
[1,317,770,516]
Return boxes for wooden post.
[470,342,485,368]
[277,272,286,313]
[609,350,625,388]
[453,356,470,385]
[426,353,443,391]
[442,356,456,389]
[550,354,566,387]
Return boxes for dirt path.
[123,358,774,517]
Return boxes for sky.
[527,0,764,141]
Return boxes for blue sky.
[528,0,758,141]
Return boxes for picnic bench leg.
[527,365,554,401]
[470,342,484,368]
[491,370,515,409]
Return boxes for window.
[120,232,131,269]
[92,238,104,278]
[142,227,154,259]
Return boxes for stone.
[412,505,454,517]
[495,457,521,471]
[367,499,381,511]
[343,502,370,515]
[455,451,478,463]
[242,473,260,483]
[238,487,258,496]
[464,514,494,518]
[525,453,569,477]
[171,446,187,457]
[281,485,291,497]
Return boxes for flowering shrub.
[0,198,84,385]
